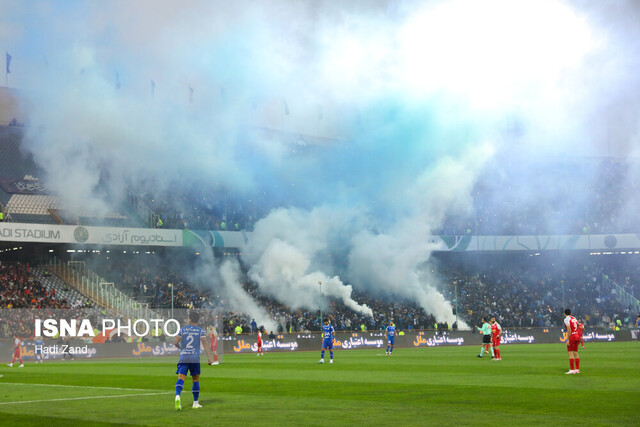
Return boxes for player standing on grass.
[34,336,44,363]
[209,326,219,365]
[174,311,213,410]
[385,320,396,355]
[7,336,23,368]
[257,329,264,356]
[490,318,502,361]
[477,318,493,358]
[318,318,335,364]
[564,309,581,374]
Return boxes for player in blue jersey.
[34,336,44,363]
[318,318,335,364]
[173,311,213,410]
[385,320,397,355]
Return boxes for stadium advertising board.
[1,328,631,362]
[222,328,632,354]
[182,231,640,251]
[0,223,182,246]
[0,178,48,195]
[1,221,639,252]
[432,233,640,251]
[1,308,222,362]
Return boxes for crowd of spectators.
[0,261,70,310]
[3,250,638,339]
[438,157,640,236]
[138,181,271,231]
[130,157,639,236]
[86,252,213,311]
[439,253,638,330]
[69,250,639,336]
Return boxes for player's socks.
[386,345,389,353]
[321,350,325,359]
[479,346,484,357]
[490,347,495,358]
[330,351,333,361]
[390,347,393,354]
[575,359,579,370]
[569,359,574,371]
[192,381,200,402]
[175,378,184,396]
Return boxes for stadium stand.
[61,250,639,334]
[30,265,91,308]
[0,261,80,310]
[0,125,137,226]
[123,156,640,235]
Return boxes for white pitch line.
[0,392,169,406]
[0,382,165,392]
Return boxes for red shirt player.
[209,327,219,365]
[577,321,585,349]
[256,330,264,356]
[564,309,581,374]
[8,336,24,368]
[490,317,502,361]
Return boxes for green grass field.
[0,342,637,426]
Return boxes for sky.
[1,0,640,326]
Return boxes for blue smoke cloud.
[2,0,640,321]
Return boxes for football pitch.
[0,342,637,426]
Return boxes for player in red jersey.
[209,326,219,365]
[7,336,24,368]
[256,329,264,356]
[577,320,585,349]
[564,309,581,374]
[490,317,502,361]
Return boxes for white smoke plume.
[244,207,372,317]
[218,258,277,332]
[188,247,276,331]
[348,144,495,326]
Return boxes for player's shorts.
[322,338,333,350]
[567,339,580,352]
[482,335,491,344]
[35,349,42,354]
[176,362,201,376]
[567,340,579,352]
[492,337,501,347]
[388,336,395,346]
[257,341,262,348]
[13,349,20,357]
